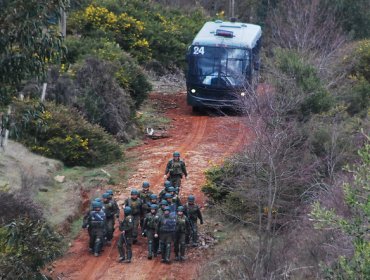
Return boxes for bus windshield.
[188,46,249,88]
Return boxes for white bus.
[186,19,262,110]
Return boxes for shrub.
[11,100,123,167]
[75,57,141,137]
[0,218,63,279]
[64,38,152,108]
[345,78,370,116]
[0,190,43,226]
[68,4,151,62]
[272,48,333,116]
[70,0,207,68]
[352,40,370,81]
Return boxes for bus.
[186,19,262,110]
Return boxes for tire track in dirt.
[52,92,249,280]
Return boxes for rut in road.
[52,92,250,280]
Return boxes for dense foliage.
[311,141,370,279]
[11,100,123,167]
[68,0,207,68]
[0,218,63,279]
[0,0,68,106]
[64,38,151,108]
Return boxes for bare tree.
[266,0,347,72]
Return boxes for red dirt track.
[52,92,250,280]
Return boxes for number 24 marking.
[193,46,205,55]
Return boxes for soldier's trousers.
[160,231,174,261]
[117,233,132,260]
[186,220,199,244]
[174,232,186,257]
[132,214,140,240]
[106,217,114,241]
[89,228,104,254]
[146,229,159,257]
[169,175,182,190]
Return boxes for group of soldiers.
[82,152,204,264]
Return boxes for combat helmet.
[124,206,132,215]
[164,193,172,199]
[92,201,102,209]
[188,195,195,202]
[150,193,158,200]
[160,200,168,206]
[150,204,158,210]
[131,189,139,195]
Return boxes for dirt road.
[52,92,250,280]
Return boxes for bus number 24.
[193,46,205,55]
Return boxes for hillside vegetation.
[0,0,369,279]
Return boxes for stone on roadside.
[54,175,65,183]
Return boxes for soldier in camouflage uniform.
[117,206,134,263]
[139,181,153,229]
[149,193,158,207]
[124,189,143,244]
[156,200,168,255]
[164,193,177,216]
[142,204,160,259]
[174,206,191,261]
[157,206,177,263]
[168,186,182,208]
[159,180,172,201]
[184,195,203,247]
[164,151,187,192]
[106,189,120,218]
[82,201,106,257]
[102,193,116,244]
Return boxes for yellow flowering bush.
[69,5,151,62]
[12,100,122,167]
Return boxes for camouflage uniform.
[157,210,177,263]
[143,210,160,259]
[103,199,116,242]
[139,188,153,228]
[184,202,203,246]
[84,209,106,256]
[165,158,187,190]
[117,213,134,262]
[124,197,143,242]
[174,214,190,261]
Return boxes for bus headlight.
[191,89,196,94]
[240,92,246,97]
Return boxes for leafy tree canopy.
[0,0,69,105]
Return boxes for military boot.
[165,242,171,263]
[127,250,132,263]
[180,243,186,261]
[161,242,166,262]
[94,237,102,255]
[148,241,153,259]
